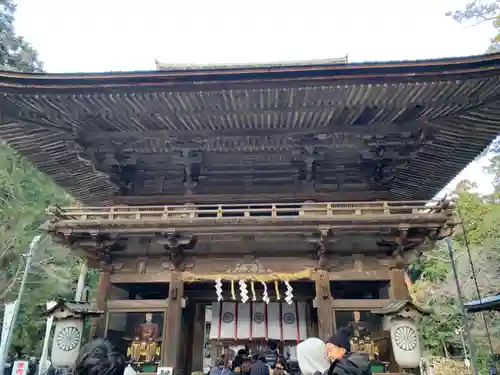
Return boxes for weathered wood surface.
[47,200,452,221]
[44,199,454,262]
[45,200,454,233]
[92,266,111,338]
[0,54,499,205]
[109,256,394,284]
[313,269,334,341]
[164,273,184,369]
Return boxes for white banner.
[267,303,281,340]
[209,303,220,339]
[0,301,18,358]
[51,319,83,367]
[251,303,266,339]
[236,303,250,340]
[12,361,29,375]
[211,302,307,342]
[38,301,57,375]
[209,303,237,340]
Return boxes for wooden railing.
[47,200,454,222]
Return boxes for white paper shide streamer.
[239,280,249,303]
[284,280,294,305]
[215,279,223,301]
[261,281,270,304]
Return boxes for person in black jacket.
[325,329,371,375]
[74,339,125,375]
[232,349,248,371]
[250,352,270,375]
[264,341,280,369]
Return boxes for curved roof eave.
[0,52,499,91]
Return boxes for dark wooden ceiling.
[1,53,500,205]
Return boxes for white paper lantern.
[51,319,84,367]
[389,319,421,368]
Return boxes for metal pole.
[75,260,88,302]
[444,237,479,375]
[0,235,42,375]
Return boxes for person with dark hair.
[240,358,253,375]
[209,356,230,375]
[297,330,370,375]
[264,341,280,370]
[250,352,270,375]
[232,349,247,371]
[273,359,288,375]
[324,329,371,375]
[74,339,125,375]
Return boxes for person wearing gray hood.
[297,338,331,375]
[297,330,371,375]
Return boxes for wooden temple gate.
[1,54,499,374]
[44,200,455,375]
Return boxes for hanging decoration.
[215,279,223,302]
[183,268,312,282]
[230,280,237,300]
[211,278,295,304]
[284,280,294,305]
[239,280,249,303]
[274,280,281,300]
[261,281,270,304]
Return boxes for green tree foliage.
[447,0,500,52]
[0,0,43,72]
[0,0,81,356]
[413,162,500,371]
[0,144,84,354]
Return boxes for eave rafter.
[1,54,500,204]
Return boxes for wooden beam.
[328,269,390,281]
[92,264,111,339]
[313,270,334,341]
[113,191,390,205]
[106,299,169,310]
[111,272,171,284]
[164,272,184,372]
[108,266,389,285]
[330,299,390,310]
[389,266,410,300]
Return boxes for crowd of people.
[208,341,289,375]
[205,328,370,375]
[70,327,370,375]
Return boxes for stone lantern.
[45,299,103,368]
[371,300,429,369]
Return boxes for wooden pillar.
[92,262,111,338]
[192,303,206,372]
[389,265,410,300]
[165,272,184,372]
[183,303,196,375]
[313,270,333,341]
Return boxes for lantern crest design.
[45,299,103,368]
[372,300,429,369]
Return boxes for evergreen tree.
[447,1,500,51]
[0,0,81,356]
[413,168,500,372]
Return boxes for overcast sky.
[13,0,497,194]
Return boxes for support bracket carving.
[156,231,196,271]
